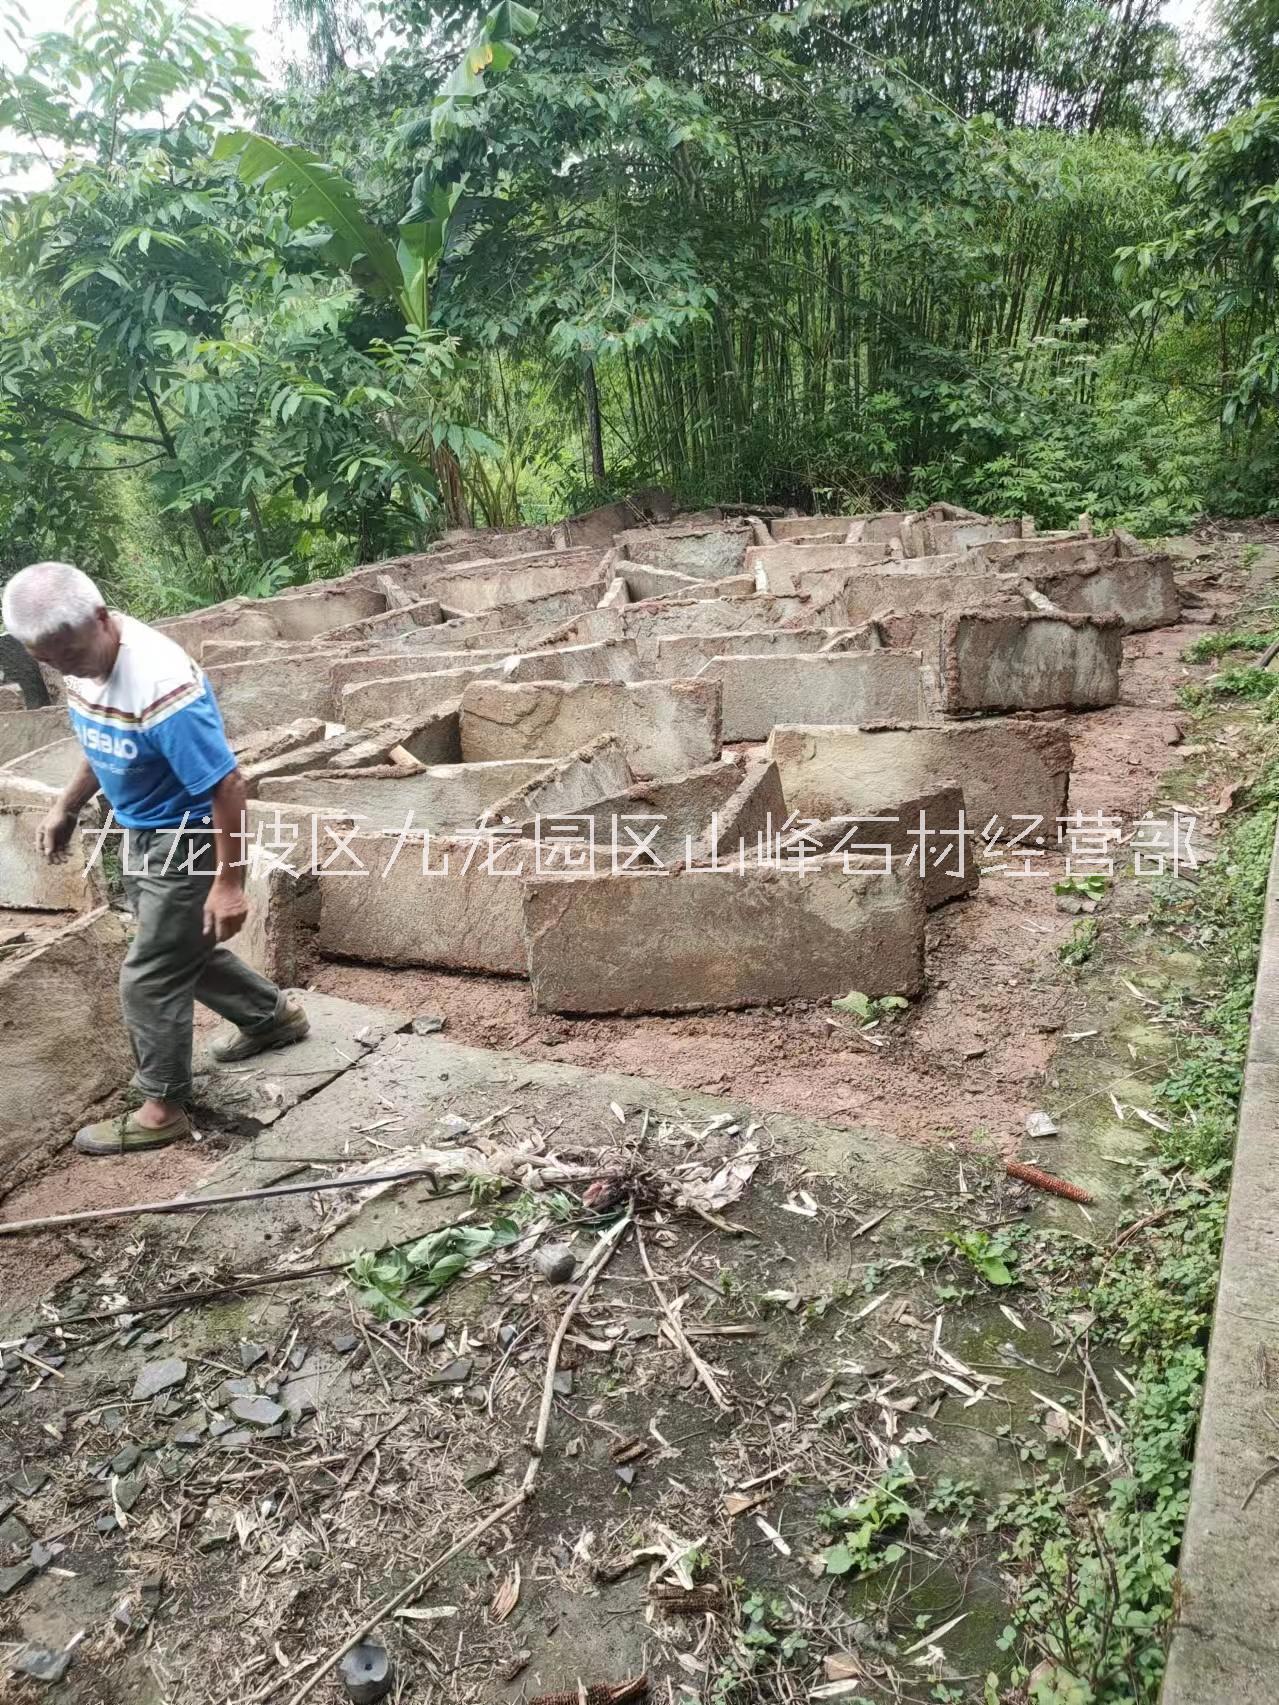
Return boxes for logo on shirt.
[79,725,138,762]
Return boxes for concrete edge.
[1163,816,1279,1699]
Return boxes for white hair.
[1,562,107,645]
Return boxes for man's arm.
[203,765,251,943]
[39,756,100,863]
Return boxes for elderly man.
[1,561,309,1156]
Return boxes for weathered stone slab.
[770,511,912,544]
[767,720,1072,836]
[615,523,750,579]
[807,782,976,910]
[460,679,722,778]
[654,627,876,677]
[504,639,641,684]
[0,802,104,911]
[332,707,461,769]
[524,858,925,1014]
[258,760,555,832]
[236,800,338,987]
[340,662,510,725]
[206,656,338,737]
[317,832,532,973]
[483,736,634,826]
[0,908,132,1187]
[694,650,935,740]
[623,563,756,602]
[232,719,329,767]
[1024,556,1180,632]
[0,706,70,768]
[1,737,83,789]
[828,570,1026,623]
[746,541,902,588]
[421,549,604,613]
[940,612,1122,712]
[319,598,443,644]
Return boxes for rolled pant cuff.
[129,1068,193,1105]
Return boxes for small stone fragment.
[627,1317,659,1340]
[0,1514,32,1551]
[209,1417,234,1438]
[532,1243,577,1284]
[131,1359,187,1402]
[552,1371,574,1397]
[30,1540,62,1570]
[196,1526,232,1552]
[141,1571,164,1608]
[340,1639,392,1703]
[411,1014,446,1036]
[438,1113,471,1137]
[497,1323,519,1350]
[218,1377,257,1402]
[462,1456,501,1489]
[110,1444,142,1476]
[16,1645,74,1683]
[288,1344,307,1371]
[0,1560,37,1596]
[615,1464,636,1486]
[217,1429,254,1450]
[239,1341,268,1371]
[431,1357,473,1385]
[9,1467,49,1498]
[230,1396,286,1428]
[332,1333,359,1354]
[113,1476,143,1513]
[96,1514,119,1535]
[1025,1110,1059,1139]
[424,1323,447,1346]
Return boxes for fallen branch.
[635,1225,733,1413]
[266,1490,528,1705]
[524,1212,633,1492]
[1005,1161,1093,1205]
[0,1164,446,1237]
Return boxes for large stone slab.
[423,549,604,614]
[940,611,1123,712]
[1025,556,1180,632]
[694,649,935,740]
[615,523,751,579]
[0,705,71,768]
[459,679,722,778]
[767,720,1072,837]
[340,661,510,725]
[770,511,912,544]
[830,570,1027,623]
[623,563,755,602]
[504,639,641,683]
[318,598,443,645]
[0,801,104,911]
[653,626,875,677]
[0,908,132,1189]
[483,736,634,826]
[317,831,532,973]
[747,540,902,588]
[205,656,337,738]
[807,781,976,910]
[1,737,83,789]
[524,857,925,1014]
[257,760,555,831]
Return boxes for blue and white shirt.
[65,614,237,830]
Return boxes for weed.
[1059,917,1101,966]
[1055,873,1109,903]
[817,1458,916,1577]
[348,1216,520,1320]
[950,1227,1017,1286]
[831,989,912,1020]
[1184,628,1270,663]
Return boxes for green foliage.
[950,1227,1017,1287]
[1059,917,1101,967]
[1055,874,1109,901]
[832,990,911,1020]
[348,1215,520,1320]
[1185,629,1272,662]
[818,1458,915,1577]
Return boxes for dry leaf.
[490,1561,521,1624]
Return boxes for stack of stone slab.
[0,496,1185,1029]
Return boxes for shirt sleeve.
[145,687,238,803]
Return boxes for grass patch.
[994,762,1277,1702]
[1183,629,1272,664]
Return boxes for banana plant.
[212,0,537,332]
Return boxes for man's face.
[28,607,117,680]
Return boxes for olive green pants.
[120,829,282,1103]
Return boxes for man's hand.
[38,806,78,864]
[203,878,249,943]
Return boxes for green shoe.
[74,1110,191,1156]
[210,994,310,1064]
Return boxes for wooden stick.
[635,1225,733,1413]
[523,1212,632,1493]
[0,1164,444,1237]
[267,1491,528,1705]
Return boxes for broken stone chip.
[0,1514,33,1551]
[239,1341,268,1371]
[9,1467,50,1498]
[0,1560,38,1596]
[131,1358,187,1402]
[431,1357,473,1385]
[16,1645,74,1684]
[230,1395,287,1428]
[339,1639,392,1703]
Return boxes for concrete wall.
[767,720,1072,836]
[523,858,926,1014]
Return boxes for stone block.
[483,735,634,825]
[258,759,555,832]
[770,511,913,544]
[1024,556,1180,632]
[1,737,83,788]
[807,782,976,909]
[624,563,755,602]
[317,832,531,973]
[205,656,338,738]
[237,801,335,986]
[333,707,461,769]
[767,720,1072,837]
[563,487,675,546]
[0,705,71,768]
[319,598,443,644]
[615,523,750,579]
[509,757,748,868]
[746,540,899,588]
[0,908,133,1186]
[523,857,925,1014]
[504,639,641,684]
[459,679,722,778]
[694,649,935,740]
[654,627,875,678]
[0,800,104,911]
[422,549,604,613]
[340,661,511,725]
[940,611,1122,712]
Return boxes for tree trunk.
[583,361,606,484]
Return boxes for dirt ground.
[312,533,1250,1151]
